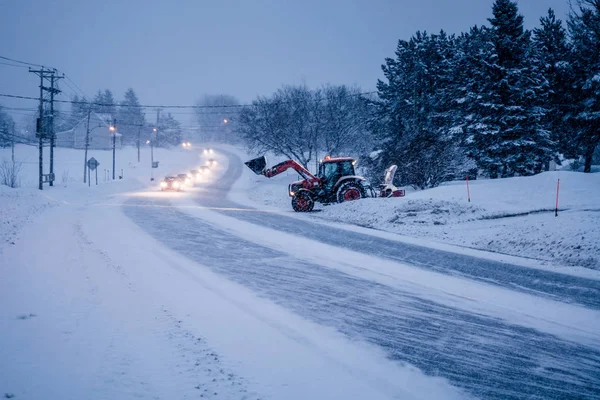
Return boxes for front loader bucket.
[244,156,267,175]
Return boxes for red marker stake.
[555,179,560,217]
[466,174,471,203]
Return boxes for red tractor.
[245,155,379,212]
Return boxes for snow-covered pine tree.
[533,8,574,162]
[156,112,181,146]
[568,0,600,172]
[117,88,146,146]
[92,89,117,118]
[375,31,466,188]
[0,105,14,148]
[464,0,554,178]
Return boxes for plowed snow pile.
[321,171,600,269]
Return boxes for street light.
[150,128,156,181]
[109,123,116,180]
[223,118,228,124]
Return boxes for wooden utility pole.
[84,108,91,183]
[112,118,116,180]
[29,67,63,190]
[48,71,63,186]
[11,122,15,163]
[30,67,47,190]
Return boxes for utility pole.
[155,109,160,147]
[11,122,15,163]
[111,118,116,180]
[48,71,63,187]
[29,67,62,190]
[137,126,141,162]
[83,108,91,183]
[150,128,155,181]
[30,67,47,190]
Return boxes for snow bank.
[320,171,600,269]
[0,186,56,248]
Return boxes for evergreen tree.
[568,0,600,172]
[64,95,90,129]
[117,88,145,145]
[156,112,182,146]
[464,0,553,178]
[533,9,574,160]
[92,89,117,118]
[374,31,470,188]
[0,105,14,148]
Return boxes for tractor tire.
[291,191,315,212]
[337,181,363,204]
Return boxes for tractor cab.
[318,157,356,192]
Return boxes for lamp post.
[109,121,116,180]
[150,127,156,181]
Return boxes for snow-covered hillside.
[231,148,600,270]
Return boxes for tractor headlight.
[289,191,295,196]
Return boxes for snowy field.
[233,148,600,270]
[2,144,600,399]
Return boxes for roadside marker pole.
[466,174,471,202]
[555,179,560,217]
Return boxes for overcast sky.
[1,0,571,124]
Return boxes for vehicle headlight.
[160,182,167,187]
[174,182,180,188]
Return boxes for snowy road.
[201,150,600,310]
[121,149,600,399]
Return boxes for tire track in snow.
[195,149,600,310]
[122,195,600,400]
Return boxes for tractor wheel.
[337,181,363,204]
[291,191,314,212]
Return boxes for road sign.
[42,173,55,183]
[87,157,100,171]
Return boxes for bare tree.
[194,94,240,143]
[0,161,23,188]
[237,84,371,169]
[320,85,371,156]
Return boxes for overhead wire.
[1,90,378,110]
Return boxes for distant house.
[56,112,122,150]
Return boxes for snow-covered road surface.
[203,149,600,310]
[3,145,600,399]
[119,149,600,399]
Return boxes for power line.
[1,90,378,110]
[0,55,49,68]
[0,61,29,69]
[63,74,88,98]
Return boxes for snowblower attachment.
[245,156,267,175]
[380,165,405,198]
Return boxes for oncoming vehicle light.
[160,181,167,187]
